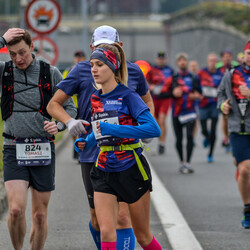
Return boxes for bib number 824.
[25,144,42,152]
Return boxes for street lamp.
[82,0,89,55]
[20,0,29,28]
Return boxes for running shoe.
[179,163,194,174]
[185,163,194,173]
[158,144,165,155]
[203,137,210,148]
[242,208,250,229]
[178,163,186,173]
[207,155,214,163]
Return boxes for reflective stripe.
[96,142,149,181]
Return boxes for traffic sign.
[25,0,61,35]
[32,36,59,65]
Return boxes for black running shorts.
[90,154,152,204]
[3,143,55,192]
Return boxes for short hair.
[74,50,86,58]
[207,52,218,59]
[7,30,32,47]
[157,51,166,58]
[176,52,188,61]
[220,49,232,57]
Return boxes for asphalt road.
[0,114,250,250]
[145,115,250,250]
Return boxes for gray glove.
[66,118,90,137]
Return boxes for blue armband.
[100,110,161,139]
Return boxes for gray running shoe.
[185,163,194,173]
[179,163,194,174]
[158,144,165,155]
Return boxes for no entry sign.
[32,36,59,65]
[25,0,61,35]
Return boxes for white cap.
[91,25,120,47]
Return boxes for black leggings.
[200,118,218,157]
[81,162,95,209]
[172,117,196,163]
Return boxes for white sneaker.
[179,163,194,174]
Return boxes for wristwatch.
[56,121,66,132]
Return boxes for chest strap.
[97,142,148,181]
[2,132,15,140]
[2,132,55,141]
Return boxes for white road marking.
[147,158,203,250]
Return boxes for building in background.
[0,0,248,71]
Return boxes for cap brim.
[92,39,116,47]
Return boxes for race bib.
[16,138,51,166]
[91,110,122,146]
[178,113,197,124]
[202,86,217,98]
[237,99,248,117]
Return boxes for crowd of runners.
[144,48,242,173]
[1,24,250,250]
[141,42,250,233]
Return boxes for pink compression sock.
[101,241,117,250]
[141,236,162,250]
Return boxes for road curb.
[0,133,70,217]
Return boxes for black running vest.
[1,60,52,120]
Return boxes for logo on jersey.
[94,112,110,119]
[213,75,222,80]
[106,99,122,105]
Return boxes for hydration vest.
[1,60,52,121]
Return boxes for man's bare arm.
[47,89,72,124]
[141,90,155,117]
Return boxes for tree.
[160,0,199,13]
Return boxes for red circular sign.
[32,36,59,65]
[25,0,61,35]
